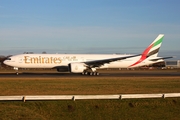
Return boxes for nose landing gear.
[14,67,19,75]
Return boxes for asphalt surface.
[0,70,180,78]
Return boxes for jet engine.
[69,63,87,73]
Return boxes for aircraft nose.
[3,60,11,66]
[3,57,12,66]
[3,60,8,65]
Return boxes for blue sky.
[0,0,180,59]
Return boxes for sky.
[0,0,180,60]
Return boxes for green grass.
[0,77,180,119]
[0,98,180,120]
[0,77,180,95]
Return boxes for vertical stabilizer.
[143,34,164,58]
[129,34,164,67]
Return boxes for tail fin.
[129,34,164,67]
[143,34,164,58]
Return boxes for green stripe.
[153,36,164,47]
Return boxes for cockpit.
[3,57,15,67]
[5,57,11,60]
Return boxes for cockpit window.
[6,57,11,60]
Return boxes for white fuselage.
[3,53,163,69]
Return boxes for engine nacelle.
[56,66,69,72]
[69,63,87,73]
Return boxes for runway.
[1,70,180,78]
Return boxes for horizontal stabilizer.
[149,57,174,61]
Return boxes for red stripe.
[129,44,153,67]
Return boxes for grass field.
[0,98,180,120]
[0,77,180,95]
[0,75,180,119]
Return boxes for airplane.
[3,34,172,75]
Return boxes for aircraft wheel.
[82,71,88,75]
[89,72,93,75]
[94,72,98,75]
[88,72,100,76]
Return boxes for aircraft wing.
[149,56,174,61]
[84,54,140,68]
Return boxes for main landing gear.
[82,71,100,76]
[82,68,100,76]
